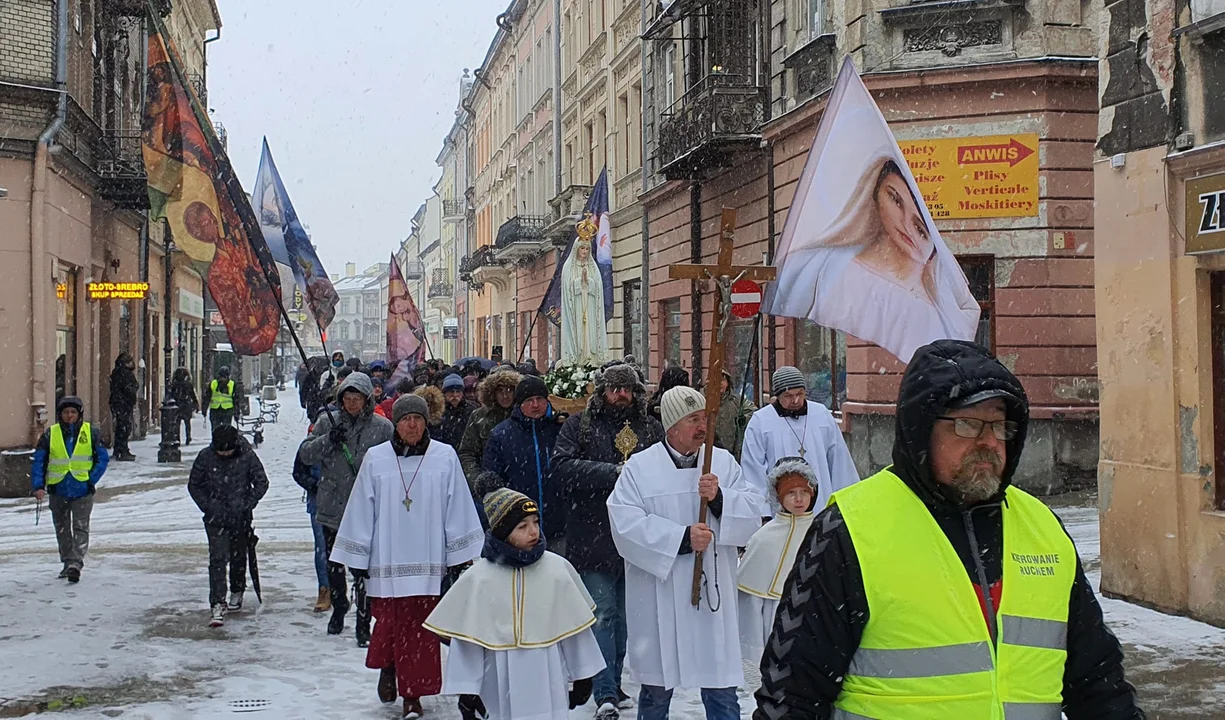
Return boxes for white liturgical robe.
[608,442,768,690]
[740,401,859,510]
[329,440,484,598]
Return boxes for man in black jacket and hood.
[109,353,138,461]
[553,359,664,717]
[754,340,1143,720]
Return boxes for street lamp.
[158,223,181,463]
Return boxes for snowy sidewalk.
[0,410,1222,718]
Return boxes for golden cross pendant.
[403,496,413,512]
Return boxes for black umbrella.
[247,526,262,604]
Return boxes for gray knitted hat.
[393,394,429,424]
[660,385,706,431]
[771,366,806,396]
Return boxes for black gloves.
[569,678,593,709]
[350,568,370,580]
[329,424,348,446]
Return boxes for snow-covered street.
[1,405,1223,719]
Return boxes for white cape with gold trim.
[426,552,605,720]
[423,551,596,649]
[737,512,815,662]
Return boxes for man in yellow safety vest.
[31,395,110,583]
[753,340,1144,719]
[204,365,237,428]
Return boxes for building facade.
[329,261,388,361]
[0,0,217,462]
[1095,0,1225,624]
[639,0,1101,492]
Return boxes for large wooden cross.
[668,207,776,606]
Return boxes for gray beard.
[950,463,1003,504]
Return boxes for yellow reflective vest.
[47,422,94,485]
[209,379,235,410]
[831,469,1074,720]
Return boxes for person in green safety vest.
[753,340,1144,720]
[31,395,110,584]
[203,365,237,428]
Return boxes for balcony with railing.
[442,197,465,222]
[656,71,766,179]
[95,133,149,209]
[493,215,551,263]
[403,260,425,280]
[428,277,455,311]
[459,244,509,291]
[545,185,592,242]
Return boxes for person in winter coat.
[436,374,477,448]
[188,425,269,627]
[203,366,238,429]
[415,384,446,427]
[169,367,200,444]
[552,360,663,716]
[753,340,1145,720]
[31,395,110,583]
[475,376,567,544]
[297,371,394,645]
[371,378,388,418]
[647,365,690,423]
[712,370,756,460]
[736,457,817,665]
[293,433,331,613]
[108,352,138,461]
[458,368,522,491]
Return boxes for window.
[55,267,78,404]
[342,298,351,315]
[623,280,643,360]
[809,0,825,39]
[1212,271,1225,508]
[795,321,845,410]
[492,314,503,348]
[662,298,682,369]
[725,318,760,401]
[507,312,517,359]
[664,44,677,108]
[957,256,995,351]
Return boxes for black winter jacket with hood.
[109,353,138,412]
[188,436,269,528]
[753,340,1144,720]
[553,373,664,575]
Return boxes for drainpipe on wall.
[639,0,651,380]
[29,0,70,444]
[552,0,562,194]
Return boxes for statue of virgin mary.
[560,216,609,366]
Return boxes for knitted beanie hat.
[483,488,539,541]
[772,366,806,396]
[514,376,550,406]
[442,374,464,392]
[659,385,707,432]
[393,394,429,424]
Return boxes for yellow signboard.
[88,281,149,300]
[898,133,1040,219]
[1185,172,1225,255]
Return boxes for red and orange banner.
[141,14,282,355]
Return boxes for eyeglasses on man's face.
[935,416,1018,441]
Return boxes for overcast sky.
[208,0,508,276]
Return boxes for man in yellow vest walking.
[203,366,237,429]
[31,396,110,583]
[753,340,1144,719]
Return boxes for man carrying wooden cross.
[606,209,772,720]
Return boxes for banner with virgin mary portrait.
[141,12,282,356]
[763,57,979,363]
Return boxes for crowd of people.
[29,342,1146,720]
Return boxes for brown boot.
[314,587,331,612]
[378,666,397,703]
[402,696,423,719]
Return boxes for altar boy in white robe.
[330,394,486,720]
[736,457,818,666]
[608,385,769,720]
[740,365,859,511]
[424,488,607,720]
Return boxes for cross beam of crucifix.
[667,207,776,606]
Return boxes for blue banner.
[252,138,339,330]
[539,167,612,325]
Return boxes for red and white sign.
[730,279,762,318]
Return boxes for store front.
[1096,142,1225,625]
